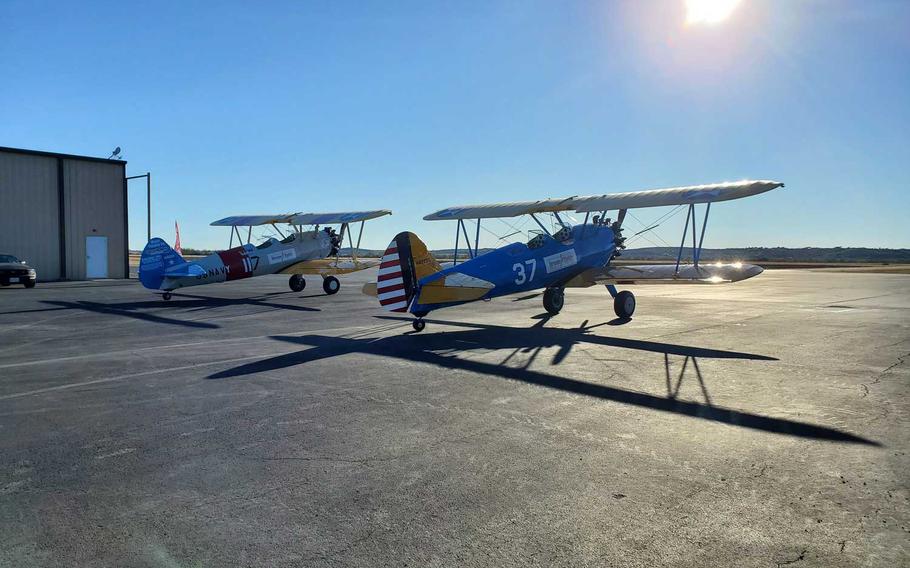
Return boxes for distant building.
[0,146,128,281]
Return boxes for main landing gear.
[542,287,565,315]
[540,285,635,319]
[290,275,340,295]
[613,290,636,318]
[289,274,306,292]
[606,285,636,319]
[322,275,340,295]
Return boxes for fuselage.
[411,223,616,314]
[156,230,333,291]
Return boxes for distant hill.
[426,246,910,263]
[617,247,910,263]
[134,246,910,264]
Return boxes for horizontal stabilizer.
[416,272,495,304]
[566,263,763,287]
[164,263,206,278]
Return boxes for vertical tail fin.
[377,232,441,312]
[138,237,186,290]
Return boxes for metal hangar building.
[0,146,128,281]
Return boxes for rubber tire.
[323,276,340,295]
[24,279,36,288]
[412,319,426,333]
[613,290,636,319]
[162,292,172,301]
[542,287,565,315]
[289,274,306,292]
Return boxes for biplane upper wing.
[422,180,782,220]
[423,197,576,220]
[210,214,296,226]
[288,210,392,225]
[210,210,391,227]
[572,180,783,212]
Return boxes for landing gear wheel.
[289,274,306,292]
[323,276,340,295]
[412,319,426,333]
[162,292,172,301]
[613,290,636,319]
[542,287,565,315]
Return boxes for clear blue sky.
[2,1,908,250]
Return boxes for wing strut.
[452,218,481,265]
[460,219,474,260]
[695,203,711,265]
[674,203,712,273]
[453,221,460,266]
[615,209,627,230]
[530,213,551,236]
[355,220,365,260]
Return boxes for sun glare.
[685,0,742,25]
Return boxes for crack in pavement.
[775,549,807,567]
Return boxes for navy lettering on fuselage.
[195,266,231,280]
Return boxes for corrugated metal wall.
[0,152,61,280]
[0,149,127,281]
[63,160,127,279]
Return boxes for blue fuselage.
[412,223,616,314]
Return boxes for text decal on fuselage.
[268,249,297,265]
[543,249,578,274]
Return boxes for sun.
[685,0,742,25]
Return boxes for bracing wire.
[624,205,685,247]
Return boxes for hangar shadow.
[208,317,879,446]
[42,300,221,329]
[169,291,324,310]
[40,293,321,330]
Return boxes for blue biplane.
[365,180,783,332]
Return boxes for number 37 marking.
[513,259,537,285]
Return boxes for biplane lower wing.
[565,263,763,287]
[279,258,380,276]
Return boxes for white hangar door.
[85,236,108,278]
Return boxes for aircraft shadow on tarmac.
[39,292,321,330]
[209,316,880,446]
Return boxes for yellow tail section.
[377,232,442,312]
[408,233,442,280]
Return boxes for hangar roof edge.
[0,146,127,165]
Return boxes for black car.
[0,253,37,288]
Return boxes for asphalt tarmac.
[1,270,908,567]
